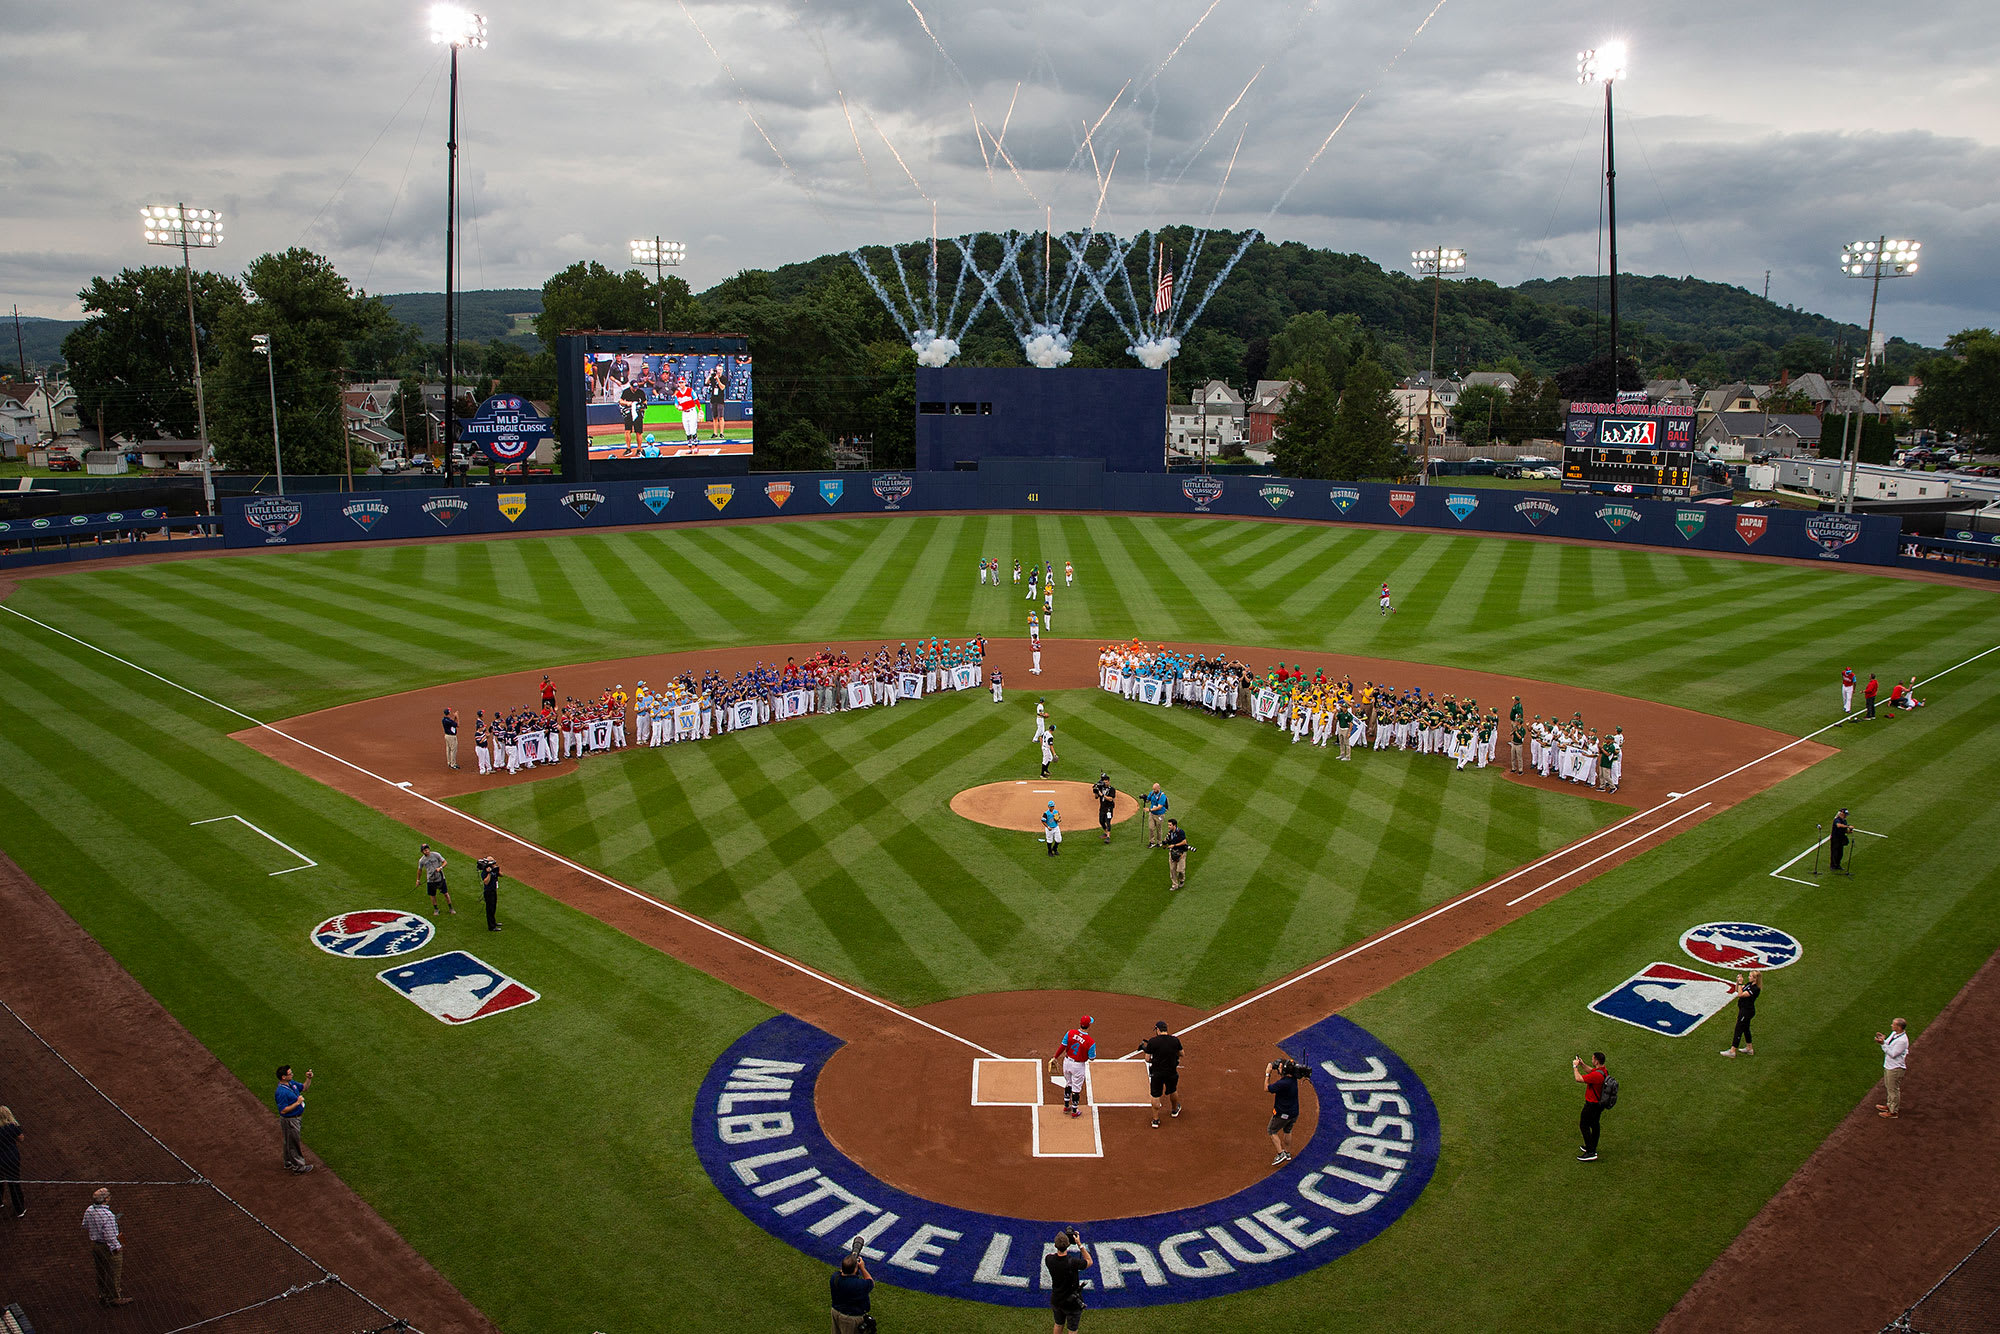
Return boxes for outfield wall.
[219,470,1902,566]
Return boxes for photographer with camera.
[829,1238,875,1334]
[1266,1057,1307,1166]
[1046,1227,1092,1333]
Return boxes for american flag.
[1153,252,1173,315]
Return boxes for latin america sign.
[458,395,554,465]
[694,1012,1437,1308]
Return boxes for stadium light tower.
[630,238,688,331]
[250,333,283,497]
[1578,41,1628,397]
[140,203,222,515]
[1410,246,1468,483]
[430,5,485,481]
[1834,236,1921,512]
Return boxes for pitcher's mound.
[951,780,1142,833]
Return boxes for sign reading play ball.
[458,395,553,465]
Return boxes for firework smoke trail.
[993,82,1021,161]
[847,250,917,341]
[987,137,1046,209]
[1086,149,1120,235]
[863,107,932,205]
[1264,0,1454,222]
[1134,0,1227,98]
[971,102,993,178]
[1171,68,1261,186]
[834,91,876,196]
[673,0,816,202]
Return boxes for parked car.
[1493,463,1522,479]
[45,453,80,472]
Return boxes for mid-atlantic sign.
[458,395,555,465]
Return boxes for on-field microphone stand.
[1812,823,1822,879]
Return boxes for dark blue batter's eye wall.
[915,367,1169,474]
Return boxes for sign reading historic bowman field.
[693,1012,1438,1308]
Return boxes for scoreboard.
[1563,401,1696,497]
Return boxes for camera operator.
[1046,1227,1092,1334]
[1266,1058,1305,1166]
[829,1244,875,1334]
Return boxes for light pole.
[1578,42,1628,396]
[251,333,283,496]
[140,203,222,515]
[630,237,688,331]
[1835,237,1920,512]
[1410,246,1467,482]
[431,5,486,481]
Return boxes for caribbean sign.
[458,395,554,465]
[694,1012,1438,1309]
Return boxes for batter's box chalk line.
[1770,827,1889,887]
[190,814,317,876]
[972,1059,1154,1158]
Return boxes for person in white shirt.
[1874,1018,1910,1118]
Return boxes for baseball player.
[1048,1016,1095,1116]
[1026,564,1040,601]
[1013,559,1022,585]
[1041,801,1063,856]
[1033,699,1050,742]
[1379,581,1395,614]
[673,378,701,445]
[1040,726,1058,778]
[1840,666,1855,716]
[1029,612,1043,675]
[1043,585,1054,630]
[991,668,1004,703]
[979,556,990,586]
[1064,559,1074,587]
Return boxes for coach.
[442,707,459,770]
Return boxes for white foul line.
[189,814,317,876]
[1504,804,1709,906]
[1181,639,2000,1039]
[1,604,1001,1061]
[1771,828,1890,887]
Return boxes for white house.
[1391,388,1450,446]
[1166,401,1244,457]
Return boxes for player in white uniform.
[1029,613,1043,675]
[1379,581,1394,614]
[1064,560,1074,587]
[1033,700,1050,742]
[991,669,1004,703]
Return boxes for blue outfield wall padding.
[915,367,1168,474]
[220,472,1903,567]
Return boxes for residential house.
[342,381,407,457]
[1698,411,1823,460]
[1402,371,1463,412]
[1644,378,1698,407]
[1390,388,1450,447]
[1697,382,1770,416]
[1461,371,1519,395]
[1166,403,1244,457]
[1877,381,1920,418]
[24,379,82,436]
[1245,379,1297,445]
[0,393,38,458]
[1781,372,1876,417]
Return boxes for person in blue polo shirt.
[275,1064,314,1174]
[1145,783,1169,847]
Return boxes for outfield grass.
[0,514,1996,1332]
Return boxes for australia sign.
[458,395,554,465]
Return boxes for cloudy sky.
[5,0,1995,345]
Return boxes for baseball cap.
[1155,1020,1168,1031]
[1080,1015,1093,1027]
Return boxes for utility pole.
[1578,44,1628,396]
[11,305,25,380]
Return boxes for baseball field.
[2,512,1997,1332]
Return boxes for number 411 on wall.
[1026,493,1039,503]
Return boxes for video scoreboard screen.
[1563,401,1696,496]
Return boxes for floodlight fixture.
[1409,245,1472,481]
[1410,247,1467,277]
[1577,41,1628,84]
[139,201,224,513]
[429,5,486,48]
[1830,234,1924,512]
[631,237,690,329]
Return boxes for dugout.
[915,367,1167,473]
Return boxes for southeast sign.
[458,395,554,465]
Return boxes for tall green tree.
[1327,357,1401,479]
[1500,372,1563,444]
[207,249,397,474]
[1271,362,1339,479]
[534,262,701,351]
[1452,382,1509,448]
[1267,311,1360,391]
[61,266,244,442]
[1913,329,2000,447]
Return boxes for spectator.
[829,1251,873,1334]
[1573,1052,1607,1161]
[0,1105,22,1217]
[83,1187,131,1306]
[276,1064,314,1173]
[1875,1019,1910,1119]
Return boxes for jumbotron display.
[583,348,753,459]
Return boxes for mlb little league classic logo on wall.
[377,950,540,1025]
[423,495,468,528]
[819,478,845,507]
[342,499,389,533]
[765,481,794,509]
[1182,475,1224,511]
[242,496,303,543]
[1258,484,1293,511]
[1595,503,1641,536]
[639,486,674,516]
[1674,508,1708,541]
[1804,513,1862,559]
[1512,498,1559,528]
[1444,493,1478,523]
[311,910,434,959]
[1681,922,1802,971]
[1328,486,1359,516]
[705,483,735,512]
[873,472,915,509]
[560,488,606,520]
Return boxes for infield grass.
[1,513,1997,1332]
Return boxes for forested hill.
[377,289,541,347]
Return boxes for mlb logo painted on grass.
[1588,963,1736,1036]
[1681,922,1801,971]
[311,910,434,958]
[378,950,540,1024]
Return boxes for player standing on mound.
[1049,1016,1095,1117]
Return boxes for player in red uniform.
[1840,666,1855,716]
[1047,1016,1096,1117]
[674,379,701,446]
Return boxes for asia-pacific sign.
[1182,475,1224,511]
[1259,484,1293,511]
[457,395,554,465]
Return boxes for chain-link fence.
[1882,1223,2000,1334]
[0,999,419,1334]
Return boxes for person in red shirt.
[1047,1017,1096,1118]
[1863,673,1879,720]
[674,378,701,445]
[1840,666,1855,715]
[1572,1052,1607,1161]
[1888,679,1906,712]
[540,675,556,708]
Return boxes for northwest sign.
[561,489,606,519]
[873,473,914,509]
[1182,475,1224,511]
[765,481,794,509]
[1328,487,1359,516]
[706,484,735,512]
[1259,484,1293,511]
[1595,504,1641,536]
[1445,493,1478,522]
[1513,499,1559,528]
[243,496,303,543]
[1387,489,1416,518]
[342,500,389,533]
[423,495,468,528]
[639,486,674,516]
[695,1011,1437,1309]
[457,395,553,465]
[1735,513,1768,546]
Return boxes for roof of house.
[1878,384,1920,408]
[1462,372,1519,392]
[1248,380,1297,413]
[1197,379,1244,404]
[1713,411,1823,440]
